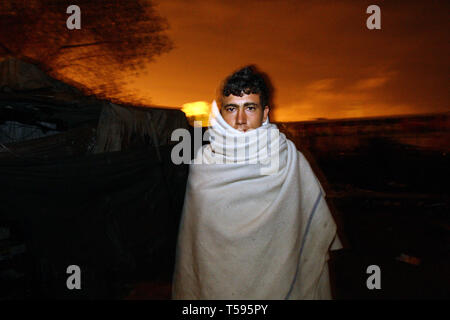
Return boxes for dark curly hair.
[221,65,271,108]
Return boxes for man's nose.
[236,108,247,124]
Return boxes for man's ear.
[263,105,269,122]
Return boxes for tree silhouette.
[0,0,173,102]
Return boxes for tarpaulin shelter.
[0,58,190,299]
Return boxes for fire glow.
[181,101,211,127]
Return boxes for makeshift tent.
[0,58,190,299]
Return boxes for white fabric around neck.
[201,100,282,172]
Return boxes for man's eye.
[226,107,235,112]
[247,106,256,111]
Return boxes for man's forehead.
[221,93,261,106]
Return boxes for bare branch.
[0,42,12,55]
[59,41,117,50]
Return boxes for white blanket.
[172,101,342,299]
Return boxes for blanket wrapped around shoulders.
[172,101,342,299]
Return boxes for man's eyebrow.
[223,102,258,108]
[223,103,238,108]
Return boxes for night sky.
[119,0,449,122]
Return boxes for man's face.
[220,93,269,132]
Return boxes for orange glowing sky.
[122,0,449,122]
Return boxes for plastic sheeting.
[0,145,189,298]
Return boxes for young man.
[172,66,342,299]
